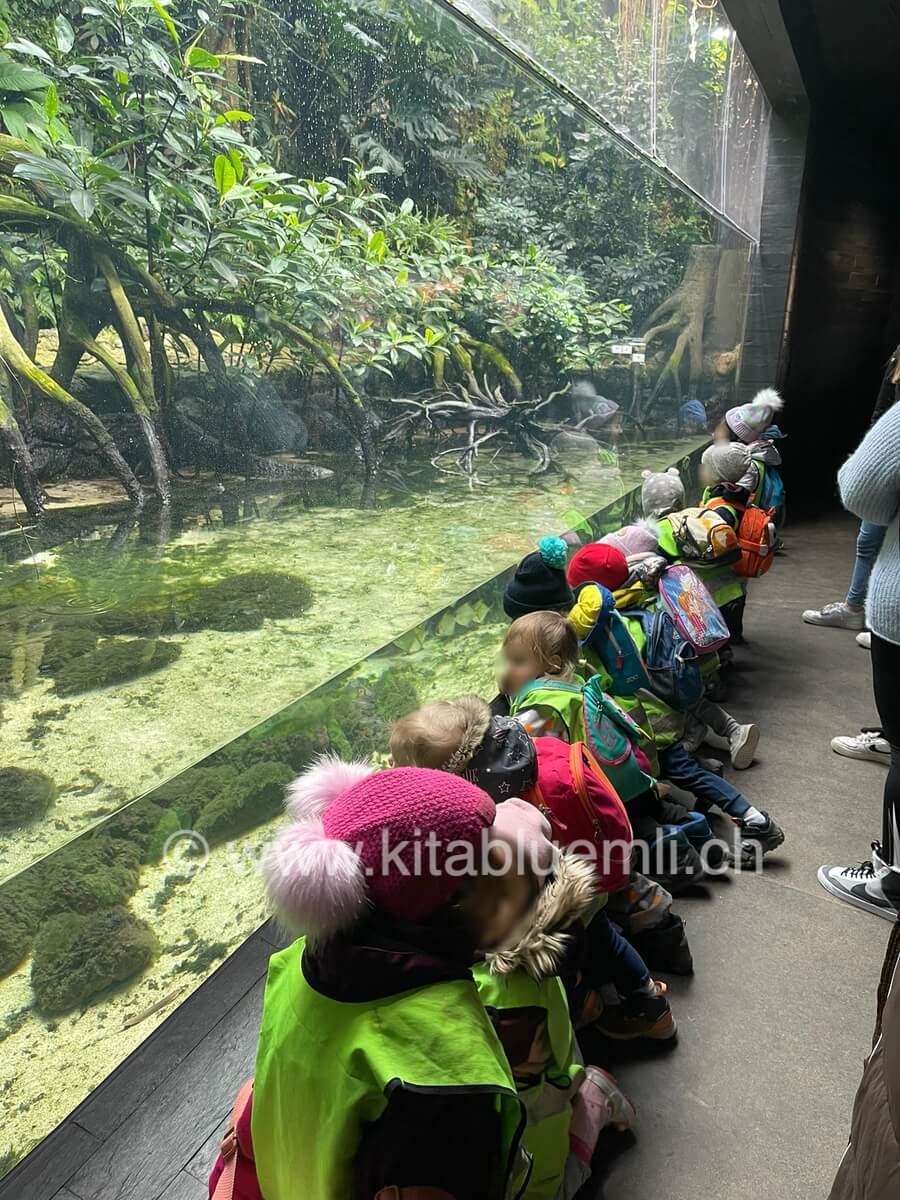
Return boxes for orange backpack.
[707,497,776,578]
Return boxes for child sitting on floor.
[566,549,785,864]
[567,540,760,769]
[391,697,678,1042]
[210,760,634,1200]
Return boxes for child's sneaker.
[738,812,785,857]
[582,1067,636,1131]
[857,631,872,650]
[817,843,900,921]
[594,980,677,1041]
[831,729,890,764]
[729,723,760,770]
[801,601,865,630]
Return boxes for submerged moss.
[0,767,57,830]
[193,761,294,845]
[173,572,314,632]
[0,881,41,977]
[149,764,240,824]
[38,836,142,919]
[40,627,100,673]
[31,906,159,1013]
[52,638,182,697]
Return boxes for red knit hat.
[263,758,498,939]
[567,542,628,593]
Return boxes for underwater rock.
[0,881,41,977]
[176,370,309,457]
[51,637,182,696]
[40,627,99,673]
[94,608,167,638]
[570,380,620,427]
[550,430,602,459]
[326,665,420,760]
[31,906,159,1014]
[38,836,142,919]
[193,761,294,845]
[174,572,314,633]
[149,764,240,823]
[0,766,57,830]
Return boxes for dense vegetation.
[0,0,735,517]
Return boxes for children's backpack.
[756,464,786,515]
[661,506,741,568]
[509,677,654,804]
[570,583,650,695]
[657,565,730,653]
[706,497,776,578]
[528,737,633,893]
[623,607,704,711]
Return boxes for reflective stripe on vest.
[252,939,525,1200]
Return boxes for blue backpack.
[581,596,650,696]
[624,607,704,711]
[757,465,786,514]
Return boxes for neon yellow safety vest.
[474,967,581,1200]
[252,938,526,1200]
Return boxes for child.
[640,466,685,520]
[567,541,761,769]
[504,535,574,620]
[567,573,785,863]
[214,761,554,1200]
[714,387,786,516]
[391,698,678,1041]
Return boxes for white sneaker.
[817,844,900,921]
[831,730,891,764]
[728,723,760,770]
[857,631,872,650]
[801,602,866,631]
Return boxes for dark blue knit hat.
[503,536,574,620]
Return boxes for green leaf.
[400,197,414,215]
[149,0,179,47]
[69,187,96,220]
[218,52,263,64]
[221,110,251,123]
[43,81,58,120]
[0,58,51,92]
[394,269,409,286]
[227,146,244,182]
[54,14,75,54]
[186,45,220,70]
[4,38,53,65]
[213,153,236,196]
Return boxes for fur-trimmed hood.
[483,852,598,981]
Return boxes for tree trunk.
[642,244,722,409]
[0,303,144,506]
[0,388,47,518]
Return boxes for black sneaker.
[739,813,784,855]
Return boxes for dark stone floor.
[2,514,891,1200]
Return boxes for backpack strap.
[211,1079,254,1200]
[569,742,629,834]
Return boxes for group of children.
[208,390,788,1200]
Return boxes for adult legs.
[803,520,886,628]
[871,634,900,867]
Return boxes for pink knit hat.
[264,758,555,940]
[600,519,660,559]
[725,387,784,444]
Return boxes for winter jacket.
[828,930,900,1200]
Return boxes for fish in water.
[121,985,186,1029]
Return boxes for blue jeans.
[582,911,649,994]
[659,743,751,820]
[847,521,887,608]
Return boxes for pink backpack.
[209,1081,260,1200]
[526,739,633,893]
[657,564,730,653]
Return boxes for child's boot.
[594,979,677,1041]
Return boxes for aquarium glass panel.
[0,0,765,1173]
[448,0,770,235]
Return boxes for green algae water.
[0,436,702,1171]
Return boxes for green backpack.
[509,677,653,804]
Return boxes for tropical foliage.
[0,0,726,517]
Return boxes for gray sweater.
[838,401,900,646]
